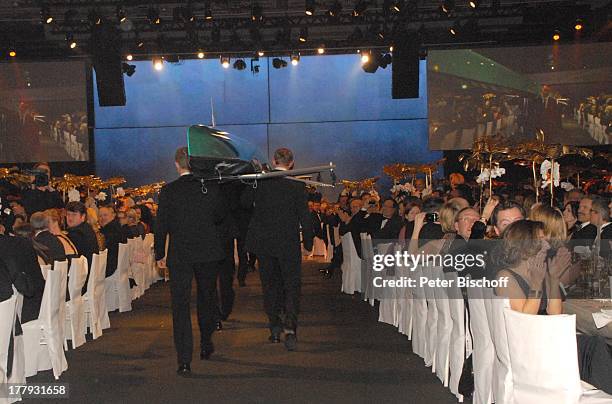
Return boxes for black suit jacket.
[367,213,404,241]
[67,221,100,268]
[339,210,369,258]
[21,188,65,216]
[154,174,226,266]
[598,224,611,258]
[570,223,597,249]
[0,234,45,323]
[34,231,66,263]
[100,218,125,277]
[311,211,324,239]
[241,177,313,258]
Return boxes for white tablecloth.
[564,300,612,344]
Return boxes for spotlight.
[197,51,205,59]
[327,1,342,17]
[251,3,263,22]
[258,50,265,57]
[552,30,560,41]
[299,27,308,42]
[379,53,392,68]
[233,59,247,70]
[362,52,380,73]
[220,56,230,68]
[390,1,402,13]
[468,0,479,9]
[122,62,136,77]
[449,20,460,36]
[361,51,370,64]
[116,5,127,22]
[574,19,583,31]
[147,7,161,25]
[441,0,455,14]
[41,4,53,24]
[352,0,368,17]
[126,54,133,61]
[87,9,102,25]
[305,0,315,15]
[317,46,325,54]
[137,40,145,48]
[204,2,213,20]
[290,53,300,66]
[66,33,77,49]
[153,57,164,71]
[8,49,16,58]
[272,58,287,68]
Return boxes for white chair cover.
[142,234,155,289]
[312,237,327,258]
[483,290,514,404]
[360,233,375,304]
[128,238,145,299]
[411,263,428,359]
[22,265,68,379]
[447,272,468,402]
[467,285,495,404]
[433,265,451,387]
[422,263,438,369]
[0,294,17,390]
[503,308,583,404]
[340,233,362,295]
[105,243,132,313]
[65,257,88,349]
[377,243,396,326]
[95,250,110,330]
[7,291,25,404]
[85,251,109,338]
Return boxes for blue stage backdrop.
[94,54,441,196]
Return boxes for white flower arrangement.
[391,182,416,195]
[560,182,575,191]
[540,159,560,188]
[116,187,126,197]
[490,166,506,179]
[95,192,107,201]
[421,186,432,198]
[68,188,80,203]
[476,169,490,184]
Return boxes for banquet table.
[564,299,612,345]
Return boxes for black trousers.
[236,235,256,282]
[258,253,302,334]
[169,260,221,364]
[216,238,236,319]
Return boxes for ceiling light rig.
[41,4,53,24]
[327,1,342,17]
[116,5,127,23]
[251,3,263,22]
[147,7,161,25]
[233,59,247,70]
[299,27,309,42]
[440,0,455,15]
[305,0,315,16]
[352,0,368,17]
[220,55,230,68]
[272,58,287,69]
[291,52,300,66]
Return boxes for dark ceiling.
[0,0,610,60]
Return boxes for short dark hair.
[492,200,526,227]
[273,148,294,166]
[65,201,87,216]
[99,205,116,214]
[175,147,190,170]
[423,197,444,213]
[383,198,398,210]
[591,196,610,222]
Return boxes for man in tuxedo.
[99,206,127,277]
[339,198,368,258]
[368,198,404,241]
[571,196,598,249]
[30,212,66,263]
[155,147,227,375]
[311,201,325,247]
[241,148,313,351]
[590,196,611,258]
[21,163,64,216]
[66,201,99,294]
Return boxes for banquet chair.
[483,290,513,404]
[325,230,334,264]
[447,272,470,402]
[397,246,414,338]
[411,263,428,360]
[467,284,495,404]
[376,242,396,326]
[360,233,375,305]
[85,250,110,339]
[340,233,362,295]
[0,294,18,388]
[434,265,452,387]
[142,233,155,290]
[128,238,146,300]
[22,264,68,379]
[312,236,327,258]
[65,256,88,349]
[6,291,25,404]
[503,308,612,403]
[423,262,438,369]
[105,243,132,313]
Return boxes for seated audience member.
[338,198,367,258]
[99,205,126,277]
[66,201,100,293]
[367,198,404,241]
[13,223,51,266]
[87,206,106,251]
[494,220,565,315]
[398,198,422,241]
[45,208,78,257]
[563,201,581,237]
[589,196,611,258]
[30,211,67,263]
[0,220,45,324]
[138,203,155,233]
[571,196,597,248]
[490,199,525,237]
[126,208,145,239]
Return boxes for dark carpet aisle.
[27,260,458,404]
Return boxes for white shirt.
[180,171,192,177]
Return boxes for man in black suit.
[21,163,64,216]
[30,212,66,263]
[367,198,404,241]
[99,206,127,278]
[339,198,368,258]
[571,196,598,249]
[66,201,100,294]
[241,148,314,351]
[590,196,611,258]
[155,147,227,375]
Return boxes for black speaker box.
[392,36,420,99]
[91,23,126,107]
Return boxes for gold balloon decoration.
[340,177,379,193]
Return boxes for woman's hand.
[548,246,571,280]
[481,198,499,222]
[525,248,548,289]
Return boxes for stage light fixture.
[317,46,325,54]
[291,53,300,66]
[198,51,205,59]
[87,9,102,25]
[258,50,265,57]
[122,63,136,77]
[153,58,164,71]
[362,52,379,73]
[305,0,315,15]
[389,45,394,52]
[8,49,16,58]
[469,0,479,9]
[204,2,213,20]
[66,33,77,49]
[441,0,455,14]
[137,40,145,48]
[41,5,53,24]
[553,30,560,41]
[147,7,161,25]
[379,53,392,68]
[299,27,308,42]
[116,5,127,22]
[327,1,342,17]
[449,20,460,36]
[233,59,247,70]
[574,20,583,31]
[126,54,133,61]
[352,0,368,17]
[220,56,230,68]
[390,1,402,13]
[251,3,263,22]
[272,58,287,69]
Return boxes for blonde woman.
[44,208,78,257]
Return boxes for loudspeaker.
[392,36,420,99]
[91,23,126,107]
